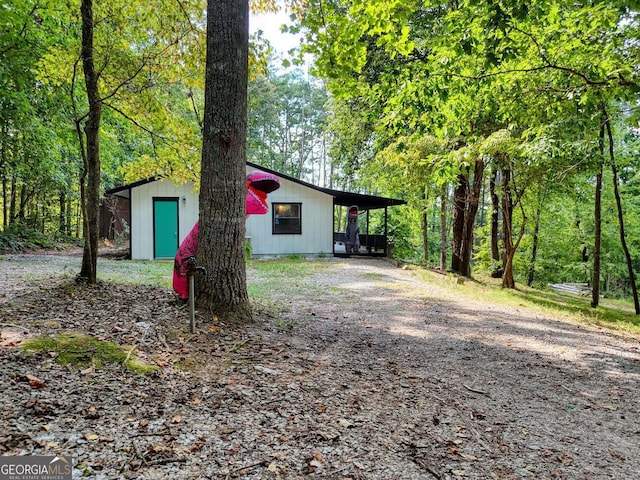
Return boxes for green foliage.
[0,224,81,254]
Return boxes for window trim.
[272,202,302,235]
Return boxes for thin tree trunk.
[421,189,428,264]
[451,171,467,274]
[604,108,639,313]
[501,166,515,288]
[196,0,251,323]
[459,158,484,276]
[9,176,16,224]
[489,168,503,278]
[18,184,29,222]
[591,119,604,308]
[66,195,72,236]
[1,124,6,229]
[527,194,543,287]
[59,191,67,235]
[440,185,447,270]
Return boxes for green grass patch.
[97,259,173,287]
[361,272,387,280]
[247,257,339,297]
[22,333,158,374]
[418,269,640,335]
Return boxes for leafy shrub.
[0,224,81,254]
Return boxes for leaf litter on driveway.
[1,254,639,479]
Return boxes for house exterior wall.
[245,171,334,256]
[128,168,333,259]
[130,180,198,260]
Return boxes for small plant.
[22,333,158,375]
[275,318,298,330]
[245,239,253,262]
[250,297,288,318]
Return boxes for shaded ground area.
[1,254,639,479]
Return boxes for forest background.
[1,0,640,307]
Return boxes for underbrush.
[0,225,82,254]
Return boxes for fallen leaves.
[24,374,46,389]
[2,255,640,480]
[304,449,324,473]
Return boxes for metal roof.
[105,162,406,210]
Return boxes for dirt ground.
[1,254,639,480]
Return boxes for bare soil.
[1,254,639,480]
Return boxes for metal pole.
[188,272,196,333]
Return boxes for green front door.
[153,198,179,258]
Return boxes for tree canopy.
[2,0,640,307]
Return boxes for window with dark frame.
[272,202,302,234]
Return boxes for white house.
[104,162,405,260]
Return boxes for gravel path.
[1,254,639,479]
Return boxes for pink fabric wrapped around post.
[172,170,280,300]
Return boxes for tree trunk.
[66,195,72,236]
[527,195,543,287]
[78,0,101,284]
[489,168,503,278]
[451,171,467,274]
[1,124,6,229]
[439,185,447,270]
[459,158,484,276]
[591,119,604,308]
[59,191,67,235]
[451,159,484,277]
[421,189,428,264]
[17,183,28,222]
[501,166,515,288]
[604,108,639,313]
[9,176,16,225]
[196,0,251,323]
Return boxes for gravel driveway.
[1,254,639,479]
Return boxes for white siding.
[128,170,334,259]
[245,173,334,256]
[130,180,198,260]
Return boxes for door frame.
[152,197,179,259]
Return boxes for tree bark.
[196,0,251,323]
[489,168,503,278]
[78,0,101,284]
[451,171,468,274]
[451,159,484,277]
[527,190,544,287]
[459,158,484,276]
[1,123,6,229]
[421,189,429,264]
[59,191,67,235]
[604,108,639,313]
[439,185,447,270]
[591,119,604,308]
[501,165,515,288]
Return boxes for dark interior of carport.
[322,188,406,257]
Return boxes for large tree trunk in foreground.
[79,0,101,284]
[196,0,251,323]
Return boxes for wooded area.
[1,0,639,308]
